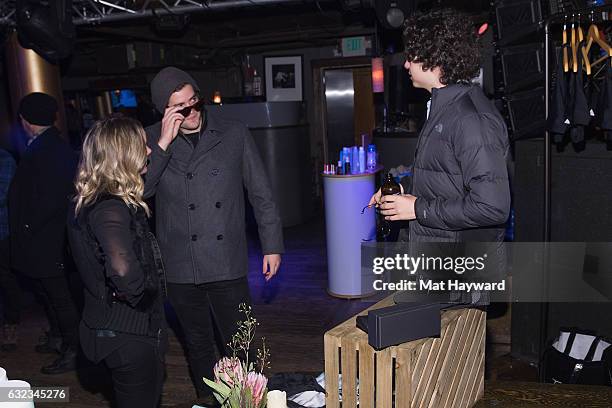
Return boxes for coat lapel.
[196,129,223,156]
[193,110,223,156]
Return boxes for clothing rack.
[537,3,612,378]
[542,3,612,242]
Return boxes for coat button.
[189,203,196,210]
[24,224,30,230]
[215,202,221,208]
[217,234,223,240]
[186,172,194,180]
[210,168,220,176]
[191,234,198,241]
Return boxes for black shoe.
[35,332,63,354]
[41,348,77,374]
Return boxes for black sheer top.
[68,197,166,363]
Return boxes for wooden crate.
[324,296,486,408]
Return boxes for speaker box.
[16,0,74,62]
[512,139,612,364]
[513,138,612,243]
[494,0,542,46]
[499,42,544,93]
[500,87,546,139]
[374,0,417,29]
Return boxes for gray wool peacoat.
[144,111,284,284]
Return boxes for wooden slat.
[324,332,340,408]
[464,314,486,408]
[395,346,413,408]
[468,358,485,407]
[358,338,375,408]
[411,340,433,406]
[437,311,474,408]
[426,313,466,408]
[420,318,459,407]
[465,332,486,408]
[455,311,486,408]
[413,335,443,407]
[441,309,480,408]
[376,347,393,408]
[340,333,358,407]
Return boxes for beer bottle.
[381,173,401,196]
[378,173,400,240]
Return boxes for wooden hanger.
[585,11,612,68]
[571,16,578,73]
[577,15,591,75]
[562,16,569,72]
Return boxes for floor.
[0,215,535,407]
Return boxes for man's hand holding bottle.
[368,176,418,221]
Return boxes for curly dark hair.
[403,9,481,85]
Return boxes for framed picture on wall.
[264,55,303,101]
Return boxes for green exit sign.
[342,36,367,57]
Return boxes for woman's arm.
[90,200,145,307]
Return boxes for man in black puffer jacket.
[371,9,511,243]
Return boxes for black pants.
[168,277,251,397]
[105,337,164,408]
[34,276,79,348]
[0,239,21,324]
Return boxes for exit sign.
[341,36,367,57]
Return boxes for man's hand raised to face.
[158,105,185,151]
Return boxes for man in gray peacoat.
[144,67,284,403]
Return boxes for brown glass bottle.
[381,173,401,196]
[378,173,400,241]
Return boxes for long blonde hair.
[74,116,150,216]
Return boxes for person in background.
[369,9,510,243]
[0,147,19,351]
[144,66,284,406]
[8,92,80,373]
[368,9,510,305]
[68,116,166,408]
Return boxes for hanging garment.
[549,48,571,146]
[568,40,591,145]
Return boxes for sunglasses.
[178,99,205,117]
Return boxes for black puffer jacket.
[404,85,510,242]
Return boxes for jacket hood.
[150,67,200,113]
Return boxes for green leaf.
[203,377,231,397]
[227,388,242,408]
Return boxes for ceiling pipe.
[74,0,338,25]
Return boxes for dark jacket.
[144,112,284,284]
[0,150,16,241]
[8,127,78,277]
[405,85,511,242]
[67,197,166,363]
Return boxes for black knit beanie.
[150,67,200,113]
[18,92,58,126]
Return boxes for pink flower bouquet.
[204,304,270,408]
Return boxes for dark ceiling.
[1,0,492,78]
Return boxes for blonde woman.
[67,116,166,408]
